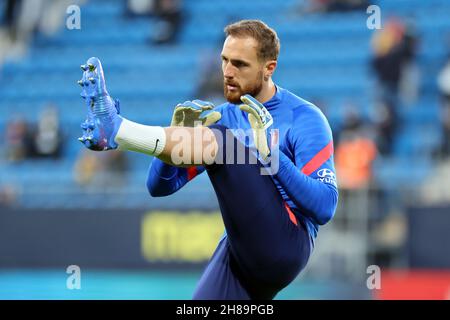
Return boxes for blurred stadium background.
[1,0,450,300]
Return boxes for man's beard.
[223,73,263,104]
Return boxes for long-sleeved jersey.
[147,85,338,241]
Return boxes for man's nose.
[223,62,234,79]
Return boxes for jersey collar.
[263,84,283,111]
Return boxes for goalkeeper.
[78,20,338,300]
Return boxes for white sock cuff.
[115,118,166,156]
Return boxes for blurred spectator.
[421,159,450,204]
[29,104,63,159]
[398,21,420,105]
[1,0,84,62]
[195,31,229,104]
[1,0,22,40]
[195,48,224,103]
[437,54,450,157]
[0,185,18,208]
[371,17,419,107]
[295,0,369,15]
[335,102,364,146]
[126,0,155,15]
[9,0,48,50]
[102,151,130,187]
[73,150,129,188]
[126,0,183,45]
[73,149,100,186]
[372,99,398,156]
[196,18,242,103]
[340,105,362,131]
[335,129,378,190]
[323,0,369,12]
[151,0,183,45]
[335,105,378,189]
[5,115,33,162]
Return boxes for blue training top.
[147,85,339,241]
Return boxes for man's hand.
[239,94,274,161]
[171,100,221,127]
[78,57,122,151]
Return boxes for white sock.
[114,118,166,156]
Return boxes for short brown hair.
[224,19,280,61]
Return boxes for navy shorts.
[192,124,312,300]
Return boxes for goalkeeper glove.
[239,94,274,161]
[171,100,221,127]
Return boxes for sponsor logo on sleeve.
[317,168,337,187]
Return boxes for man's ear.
[264,60,277,81]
